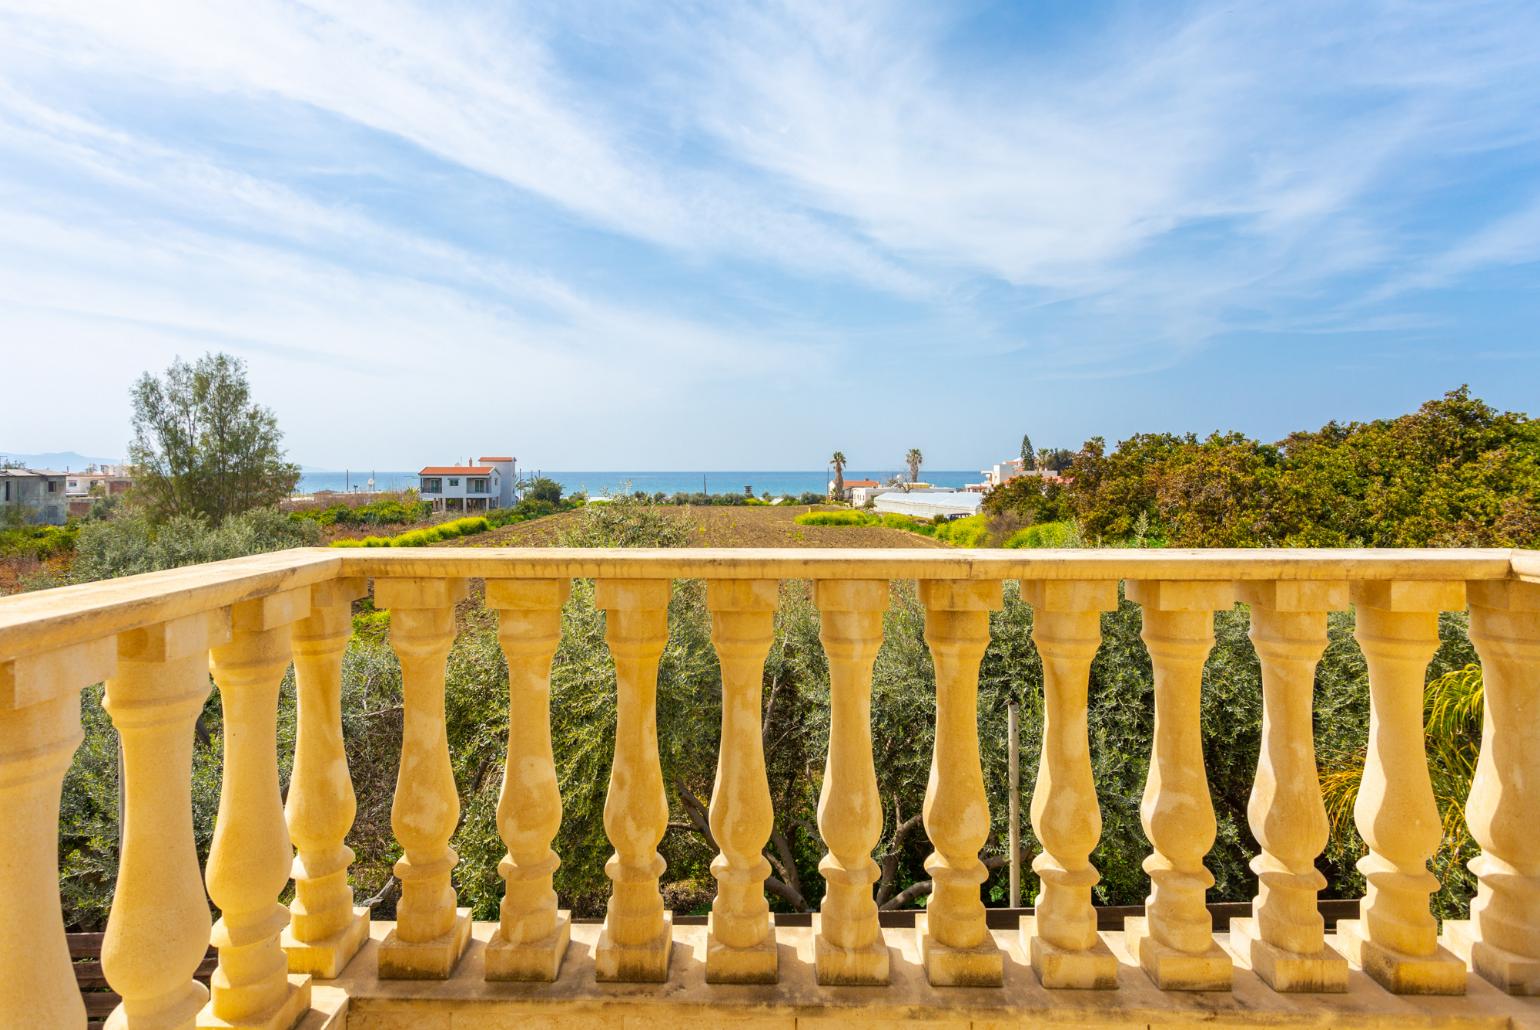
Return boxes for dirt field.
[464,504,947,549]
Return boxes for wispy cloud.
[0,0,1537,464]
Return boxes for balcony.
[3,547,1540,1028]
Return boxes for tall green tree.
[128,353,300,521]
[830,451,847,500]
[1020,434,1035,469]
[905,447,924,484]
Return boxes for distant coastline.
[297,469,980,497]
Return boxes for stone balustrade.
[1,547,1539,1028]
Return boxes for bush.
[71,507,321,582]
[930,514,991,546]
[290,496,432,527]
[794,510,877,527]
[0,522,79,561]
[1004,521,1083,548]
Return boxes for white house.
[419,456,517,512]
[872,490,983,520]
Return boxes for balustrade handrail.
[2,544,1538,1027]
[0,546,1525,663]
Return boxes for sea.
[296,469,980,498]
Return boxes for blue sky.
[1,0,1538,471]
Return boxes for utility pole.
[1008,698,1021,909]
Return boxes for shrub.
[71,508,320,582]
[0,522,79,561]
[931,514,991,547]
[794,510,877,527]
[1004,520,1083,548]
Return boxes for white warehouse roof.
[871,491,983,519]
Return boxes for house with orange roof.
[419,455,516,512]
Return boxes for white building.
[65,465,133,498]
[872,490,983,520]
[419,456,517,512]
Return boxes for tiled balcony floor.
[325,920,1540,1029]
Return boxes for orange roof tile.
[419,466,492,475]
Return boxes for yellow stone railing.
[2,546,1538,1027]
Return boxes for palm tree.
[1320,662,1483,916]
[830,451,847,501]
[905,448,923,484]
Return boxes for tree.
[1020,434,1035,470]
[830,451,847,501]
[522,476,564,505]
[905,448,923,484]
[128,353,300,521]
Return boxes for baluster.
[916,579,1004,987]
[812,579,889,986]
[103,613,224,1028]
[1122,580,1234,991]
[282,578,369,979]
[1228,582,1349,993]
[0,638,112,1029]
[704,579,780,984]
[375,578,472,979]
[1336,580,1467,994]
[202,590,313,1029]
[484,578,571,982]
[1447,579,1540,994]
[1019,579,1119,990]
[594,578,673,982]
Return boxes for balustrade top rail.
[0,546,1527,664]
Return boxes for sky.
[1,0,1538,471]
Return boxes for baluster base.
[705,912,778,984]
[914,914,1003,987]
[378,909,472,980]
[1122,917,1232,991]
[1336,918,1466,995]
[195,975,310,1030]
[1228,917,1346,993]
[1019,915,1119,990]
[107,979,208,1030]
[282,906,371,979]
[1444,920,1540,996]
[811,914,890,986]
[484,911,571,982]
[595,912,673,983]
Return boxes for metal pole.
[1008,698,1021,909]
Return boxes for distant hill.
[0,450,123,470]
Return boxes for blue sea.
[297,469,979,498]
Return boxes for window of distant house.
[469,478,488,493]
[3,482,9,501]
[421,478,442,492]
[449,478,459,487]
[47,481,57,492]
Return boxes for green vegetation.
[1003,521,1081,549]
[290,496,432,527]
[987,388,1540,548]
[0,520,78,561]
[69,508,321,582]
[128,352,301,521]
[331,515,490,548]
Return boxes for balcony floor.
[323,920,1540,1029]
